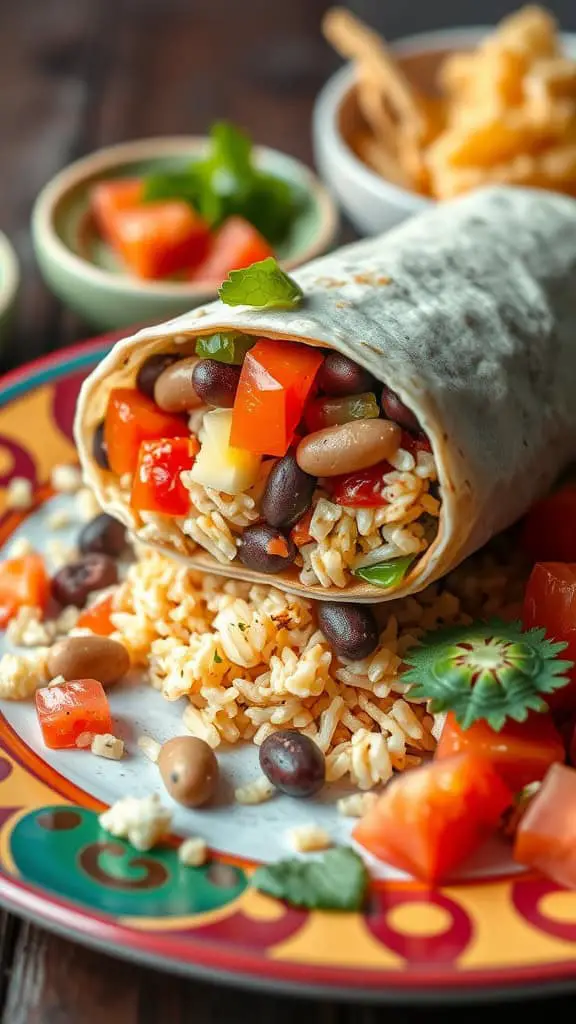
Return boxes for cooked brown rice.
[107,542,527,791]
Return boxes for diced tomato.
[108,201,210,279]
[329,460,392,507]
[231,340,324,457]
[436,711,565,793]
[35,679,113,749]
[523,562,576,713]
[130,436,200,516]
[514,762,576,888]
[521,487,576,563]
[353,753,512,883]
[76,594,116,636]
[91,178,144,242]
[290,508,313,548]
[104,389,188,476]
[0,554,50,628]
[400,430,432,456]
[189,216,274,285]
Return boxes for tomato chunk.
[190,216,274,285]
[91,178,143,242]
[329,460,392,507]
[514,763,576,888]
[231,340,324,457]
[0,554,49,628]
[523,562,576,713]
[35,679,113,749]
[521,488,576,563]
[436,711,565,793]
[108,201,210,279]
[131,437,199,516]
[354,753,512,882]
[76,594,116,636]
[104,388,188,476]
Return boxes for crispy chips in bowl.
[322,4,576,201]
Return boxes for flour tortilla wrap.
[75,186,576,602]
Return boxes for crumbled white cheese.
[48,674,66,688]
[286,825,333,853]
[6,477,33,510]
[99,794,172,851]
[234,776,276,805]
[0,649,48,700]
[46,540,78,570]
[137,735,161,763]
[178,836,208,867]
[76,487,101,521]
[47,508,73,530]
[7,606,55,647]
[50,464,83,494]
[7,536,34,558]
[337,792,379,818]
[431,711,448,742]
[91,733,124,760]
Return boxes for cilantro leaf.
[402,618,573,731]
[353,555,414,588]
[141,121,299,244]
[252,846,368,911]
[219,257,304,309]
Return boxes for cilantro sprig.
[402,618,573,731]
[218,257,304,309]
[252,846,368,911]
[142,121,301,244]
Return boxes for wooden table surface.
[2,1,576,1020]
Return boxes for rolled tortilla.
[75,186,576,602]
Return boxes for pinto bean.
[158,736,219,808]
[153,356,202,413]
[47,636,129,687]
[296,419,401,477]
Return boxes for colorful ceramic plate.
[2,339,576,1003]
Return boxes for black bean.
[261,453,316,530]
[192,360,241,408]
[317,352,375,397]
[317,602,379,661]
[51,554,118,608]
[259,730,325,797]
[238,524,297,575]
[381,384,421,434]
[136,353,181,400]
[79,514,126,558]
[92,421,109,471]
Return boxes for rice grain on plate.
[108,544,526,790]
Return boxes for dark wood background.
[2,0,576,1019]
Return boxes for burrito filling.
[96,333,439,590]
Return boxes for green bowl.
[0,232,19,346]
[31,136,339,332]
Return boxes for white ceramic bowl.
[0,232,19,346]
[313,26,576,236]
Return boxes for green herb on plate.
[219,257,304,309]
[142,121,301,245]
[252,846,368,911]
[402,618,573,731]
[353,555,415,588]
[195,331,254,365]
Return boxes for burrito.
[75,186,576,602]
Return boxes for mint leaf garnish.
[402,618,573,731]
[252,846,368,911]
[218,257,304,309]
[353,555,414,588]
